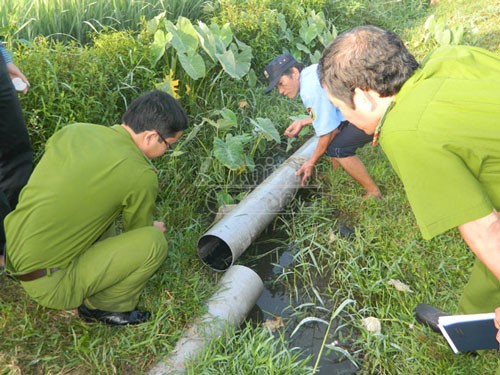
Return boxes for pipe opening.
[197,235,233,271]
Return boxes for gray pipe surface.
[198,136,318,271]
[148,265,264,375]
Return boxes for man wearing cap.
[263,54,381,199]
[3,90,187,325]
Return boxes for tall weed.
[1,0,213,44]
[16,32,155,158]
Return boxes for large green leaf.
[213,134,246,171]
[165,17,199,55]
[435,28,452,46]
[299,22,320,45]
[295,42,311,54]
[216,43,252,80]
[310,50,322,64]
[146,11,166,36]
[215,23,233,49]
[246,68,257,88]
[219,108,237,123]
[318,30,335,48]
[307,11,327,30]
[195,22,236,63]
[151,29,170,66]
[203,108,238,131]
[451,25,464,45]
[177,51,206,80]
[216,108,238,130]
[251,118,280,143]
[194,22,218,62]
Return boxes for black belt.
[13,268,59,282]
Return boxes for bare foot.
[0,255,4,268]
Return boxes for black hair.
[121,90,188,137]
[318,25,419,108]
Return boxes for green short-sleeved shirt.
[380,46,500,239]
[5,123,158,274]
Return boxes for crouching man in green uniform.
[3,90,188,325]
[318,26,500,355]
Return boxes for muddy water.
[238,229,358,375]
[209,153,359,373]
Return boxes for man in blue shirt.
[263,54,381,199]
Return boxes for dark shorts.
[326,121,373,158]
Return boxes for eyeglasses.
[156,130,173,149]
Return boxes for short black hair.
[121,90,188,137]
[319,25,419,108]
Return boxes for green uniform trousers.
[20,226,167,312]
[458,258,500,374]
[457,258,500,314]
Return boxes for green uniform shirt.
[380,46,500,239]
[5,123,158,274]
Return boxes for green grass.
[1,0,499,374]
[273,146,498,374]
[414,0,500,53]
[186,323,314,374]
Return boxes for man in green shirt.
[318,26,500,340]
[3,90,188,325]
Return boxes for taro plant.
[213,133,255,173]
[145,12,259,201]
[147,13,252,83]
[194,108,282,206]
[201,108,254,173]
[203,108,239,137]
[209,1,337,71]
[200,109,281,173]
[278,8,337,64]
[422,15,465,47]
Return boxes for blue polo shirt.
[299,64,345,136]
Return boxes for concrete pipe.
[198,136,318,271]
[148,265,264,375]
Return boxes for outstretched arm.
[296,130,338,185]
[284,117,312,138]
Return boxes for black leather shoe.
[78,304,151,325]
[414,303,449,333]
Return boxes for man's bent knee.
[142,226,168,262]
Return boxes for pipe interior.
[197,235,233,271]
